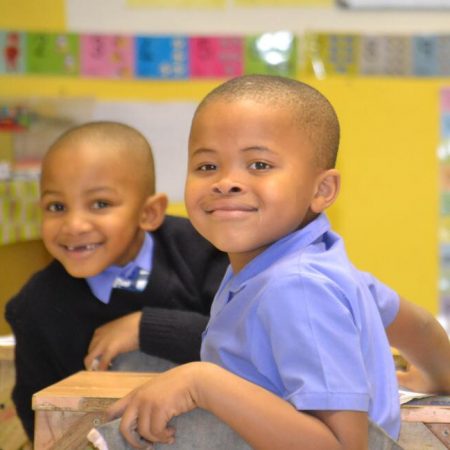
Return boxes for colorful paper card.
[439,217,450,243]
[0,31,26,74]
[189,36,243,78]
[135,36,188,79]
[412,35,438,76]
[304,33,359,77]
[360,35,412,76]
[441,88,450,113]
[437,36,450,76]
[26,33,80,76]
[381,36,412,76]
[441,114,450,140]
[360,35,387,75]
[439,89,450,321]
[244,32,297,77]
[80,34,135,78]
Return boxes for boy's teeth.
[67,244,97,251]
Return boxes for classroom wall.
[0,1,448,334]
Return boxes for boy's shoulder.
[159,214,191,232]
[157,215,218,248]
[155,214,228,267]
[5,259,88,317]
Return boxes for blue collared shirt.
[201,214,401,439]
[87,233,154,304]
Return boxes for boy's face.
[186,98,326,272]
[40,142,148,278]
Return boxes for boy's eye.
[46,202,65,213]
[92,200,110,209]
[197,163,217,172]
[249,161,271,170]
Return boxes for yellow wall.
[0,0,65,31]
[0,1,444,334]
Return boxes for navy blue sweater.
[5,215,228,440]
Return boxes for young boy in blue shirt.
[99,76,450,450]
[5,121,228,441]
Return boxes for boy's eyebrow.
[41,186,118,197]
[241,146,274,154]
[191,146,275,156]
[190,148,216,158]
[84,186,118,195]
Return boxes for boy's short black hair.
[46,121,156,195]
[195,75,340,169]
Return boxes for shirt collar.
[211,214,330,318]
[86,232,154,304]
[223,214,330,294]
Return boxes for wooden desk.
[33,370,450,450]
[398,396,450,449]
[32,371,153,450]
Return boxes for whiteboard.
[93,101,197,202]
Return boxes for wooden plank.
[398,422,448,450]
[426,423,450,448]
[33,371,154,450]
[33,371,154,411]
[401,406,450,423]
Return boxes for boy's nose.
[61,212,92,234]
[212,178,243,195]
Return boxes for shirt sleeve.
[253,273,371,413]
[358,271,400,328]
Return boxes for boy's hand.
[84,312,142,371]
[107,363,201,448]
[397,363,450,395]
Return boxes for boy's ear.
[139,193,168,232]
[310,169,340,214]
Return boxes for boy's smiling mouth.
[63,243,102,253]
[205,202,257,218]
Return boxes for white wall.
[93,101,196,202]
[67,0,450,34]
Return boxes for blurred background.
[1,0,450,334]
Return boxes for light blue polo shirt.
[201,213,401,439]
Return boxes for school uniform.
[202,213,401,439]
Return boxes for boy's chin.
[62,263,104,279]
